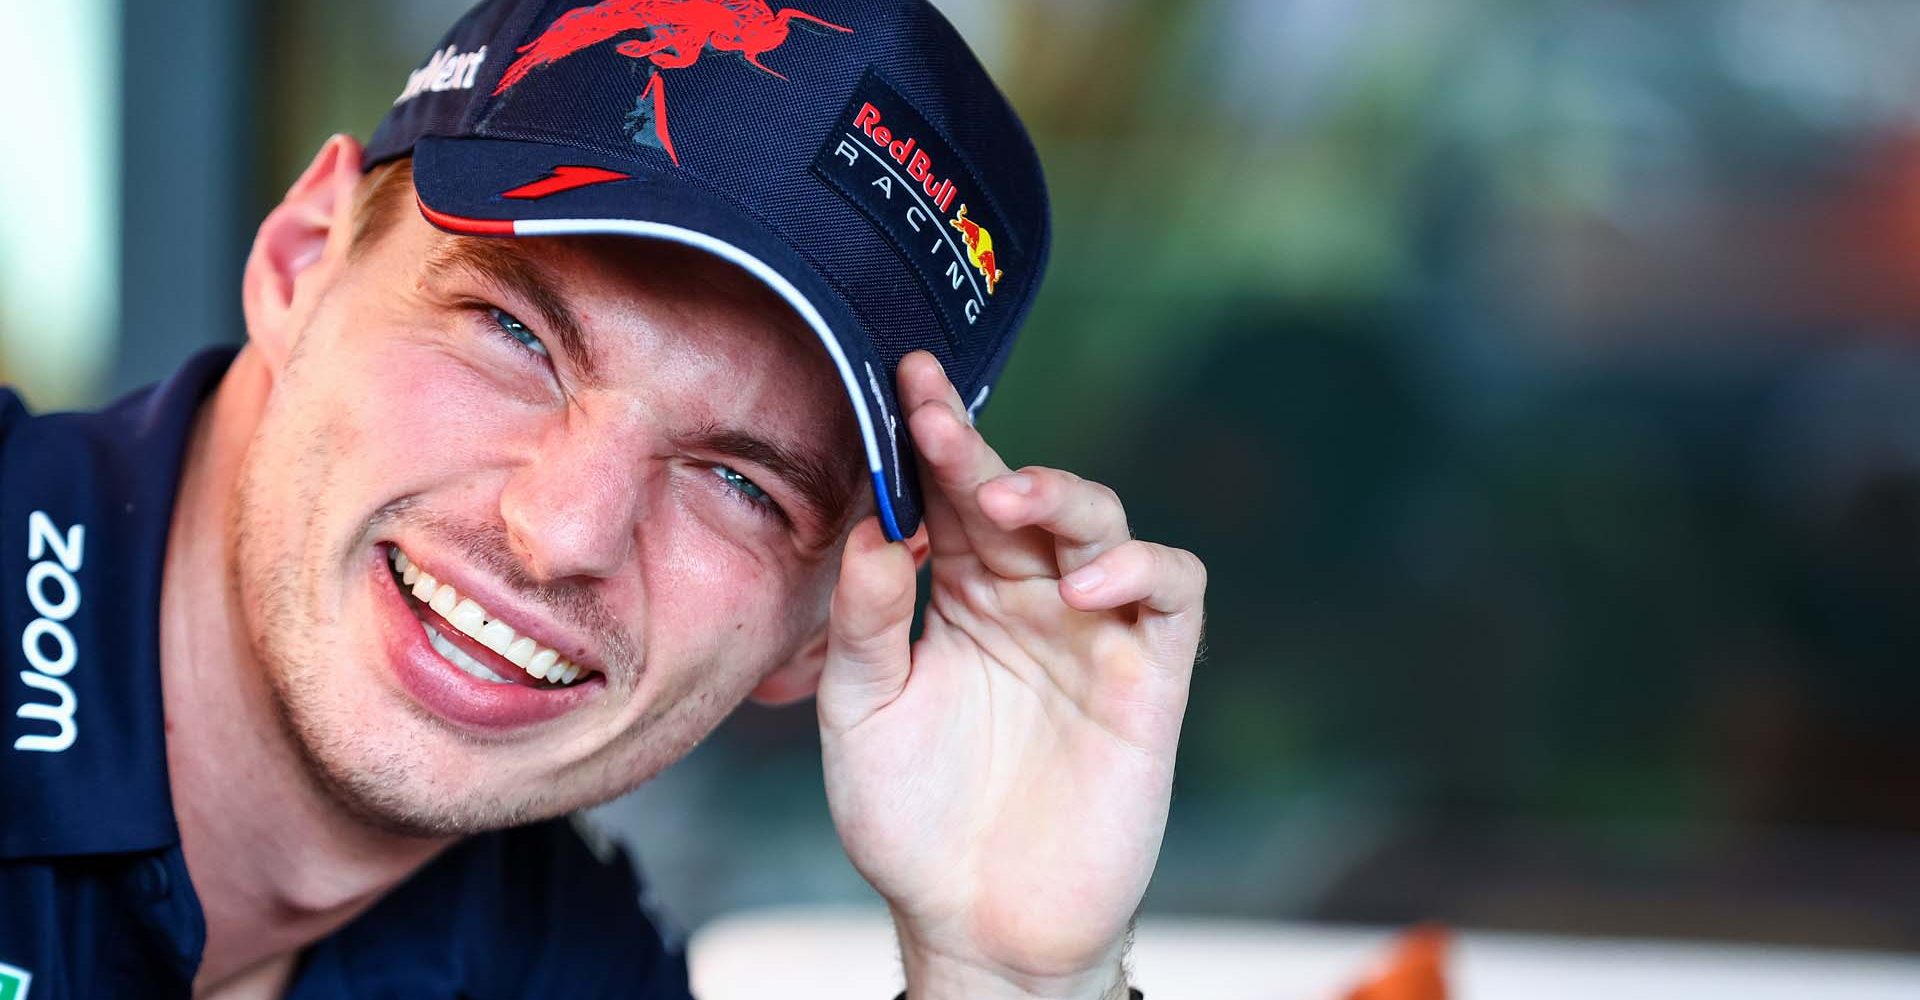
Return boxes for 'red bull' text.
[852,103,958,214]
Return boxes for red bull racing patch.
[813,69,1018,343]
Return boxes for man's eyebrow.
[423,236,601,384]
[686,423,861,533]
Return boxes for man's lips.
[371,547,603,733]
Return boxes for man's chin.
[262,664,569,838]
[287,722,559,838]
[308,757,534,840]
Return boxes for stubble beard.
[227,347,539,839]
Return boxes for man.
[0,1,1204,997]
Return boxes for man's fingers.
[899,352,1054,577]
[896,347,973,420]
[978,467,1130,575]
[1060,539,1208,671]
[1059,540,1208,657]
[818,517,920,732]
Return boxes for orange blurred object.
[1341,925,1450,1000]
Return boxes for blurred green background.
[5,0,1919,951]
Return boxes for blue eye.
[712,465,774,507]
[489,308,549,358]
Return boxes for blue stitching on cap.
[873,470,904,542]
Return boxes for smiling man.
[0,1,1204,999]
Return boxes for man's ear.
[903,523,931,569]
[748,525,929,707]
[241,134,365,374]
[749,633,827,707]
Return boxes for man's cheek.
[650,538,797,667]
[335,347,528,487]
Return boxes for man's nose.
[498,422,648,582]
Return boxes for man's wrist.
[893,931,1129,1000]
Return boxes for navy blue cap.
[365,0,1051,541]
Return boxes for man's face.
[233,187,864,835]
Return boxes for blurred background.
[6,0,1920,957]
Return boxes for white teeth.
[451,598,486,636]
[390,548,592,688]
[478,620,515,656]
[425,622,514,684]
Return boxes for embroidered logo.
[394,44,489,104]
[500,165,633,200]
[491,1,853,165]
[949,205,1001,295]
[813,70,1018,341]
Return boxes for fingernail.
[1065,564,1106,592]
[998,473,1034,495]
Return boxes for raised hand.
[817,351,1206,1000]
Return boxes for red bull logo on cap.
[948,205,1001,296]
[848,100,1008,295]
[491,0,853,165]
[812,69,1021,344]
[851,101,959,215]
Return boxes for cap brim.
[408,134,921,541]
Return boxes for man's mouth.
[386,546,595,688]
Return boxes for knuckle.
[1034,467,1082,501]
[907,400,950,440]
[1073,480,1126,530]
[1119,538,1156,571]
[1023,466,1068,498]
[1181,548,1209,589]
[1146,543,1207,594]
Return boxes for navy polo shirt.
[0,349,692,999]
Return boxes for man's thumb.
[818,516,918,732]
